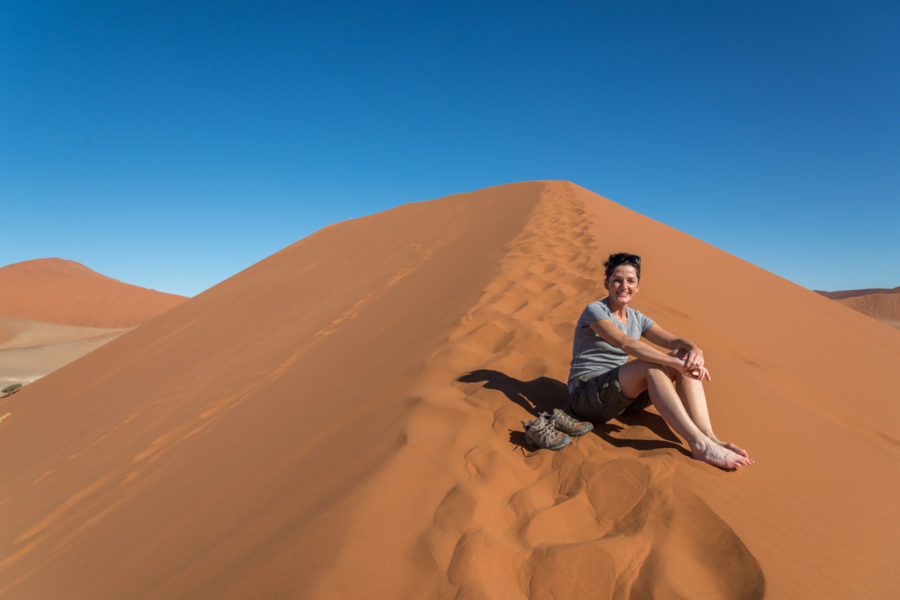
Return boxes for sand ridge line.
[0,182,551,600]
[309,182,764,598]
[428,182,762,598]
[305,182,586,597]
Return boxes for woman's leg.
[674,373,714,435]
[618,360,753,468]
[621,364,706,442]
[675,373,750,457]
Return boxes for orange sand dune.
[0,258,186,328]
[1,182,898,599]
[817,287,900,328]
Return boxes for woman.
[568,252,753,469]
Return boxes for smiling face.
[604,264,641,306]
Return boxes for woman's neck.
[605,297,629,322]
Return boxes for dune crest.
[310,182,764,599]
[1,182,898,599]
[817,287,900,329]
[0,258,186,328]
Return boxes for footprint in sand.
[520,457,765,600]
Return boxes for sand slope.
[817,287,900,330]
[1,182,898,599]
[0,258,186,328]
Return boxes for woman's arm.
[643,323,705,372]
[587,320,687,372]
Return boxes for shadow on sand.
[458,369,688,457]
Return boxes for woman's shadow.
[457,369,687,456]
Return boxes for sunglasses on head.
[609,253,641,267]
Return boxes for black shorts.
[569,366,651,423]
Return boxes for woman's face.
[605,265,640,305]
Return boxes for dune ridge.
[817,287,900,328]
[311,183,764,599]
[1,182,898,599]
[817,286,899,300]
[0,258,186,328]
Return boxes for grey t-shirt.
[568,298,655,391]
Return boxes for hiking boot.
[551,408,593,437]
[522,413,572,450]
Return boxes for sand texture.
[0,258,186,328]
[817,287,900,330]
[1,182,898,599]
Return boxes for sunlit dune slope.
[1,182,898,600]
[0,258,186,328]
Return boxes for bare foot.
[690,438,754,469]
[714,438,750,458]
[702,431,751,458]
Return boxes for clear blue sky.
[3,1,898,297]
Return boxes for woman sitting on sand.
[567,252,753,469]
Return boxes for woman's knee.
[621,361,675,394]
[648,362,678,380]
[674,369,703,387]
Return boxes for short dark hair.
[604,253,641,280]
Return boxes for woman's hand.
[679,347,710,381]
[683,347,705,372]
[685,364,712,382]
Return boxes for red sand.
[0,258,186,328]
[1,182,898,599]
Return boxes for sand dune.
[0,259,186,389]
[1,182,898,599]
[0,258,186,328]
[817,287,900,329]
[0,315,128,390]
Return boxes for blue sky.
[2,1,898,297]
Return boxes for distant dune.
[0,258,187,328]
[0,315,127,389]
[0,259,187,389]
[1,182,898,599]
[816,286,900,329]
